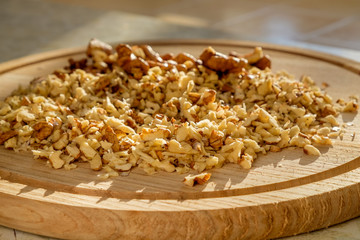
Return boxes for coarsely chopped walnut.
[0,39,358,186]
[33,121,54,140]
[183,173,212,187]
[199,47,248,73]
[0,130,17,145]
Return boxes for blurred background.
[1,0,360,63]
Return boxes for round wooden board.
[0,40,360,240]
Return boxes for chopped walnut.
[116,44,150,79]
[87,38,113,57]
[209,130,224,149]
[183,173,211,186]
[90,154,103,170]
[49,151,65,169]
[33,121,53,140]
[201,89,216,105]
[102,125,120,152]
[254,55,271,70]
[0,130,17,145]
[174,52,198,64]
[0,39,357,185]
[199,47,248,73]
[303,144,321,156]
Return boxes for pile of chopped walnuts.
[0,39,358,186]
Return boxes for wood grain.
[0,40,359,240]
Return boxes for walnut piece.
[0,130,17,145]
[33,121,53,140]
[183,173,212,187]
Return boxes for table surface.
[1,0,360,239]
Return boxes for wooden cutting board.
[0,40,359,240]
